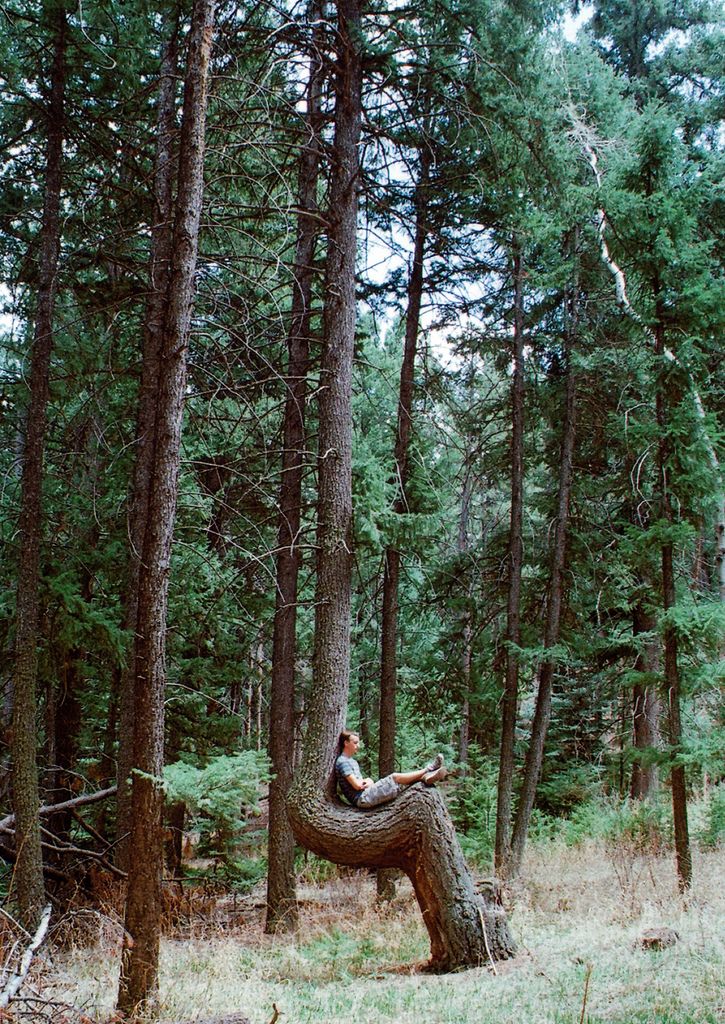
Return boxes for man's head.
[338,729,360,756]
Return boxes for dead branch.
[0,841,70,883]
[0,904,52,1009]
[38,828,127,879]
[0,786,118,835]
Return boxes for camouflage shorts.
[356,774,402,809]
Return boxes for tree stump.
[637,927,679,950]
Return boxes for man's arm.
[343,774,373,792]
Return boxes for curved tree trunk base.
[288,783,516,968]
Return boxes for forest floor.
[38,841,724,1024]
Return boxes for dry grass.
[39,842,725,1024]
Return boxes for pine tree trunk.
[116,0,215,1012]
[377,148,430,902]
[654,314,692,894]
[287,0,515,967]
[11,4,66,931]
[509,267,578,876]
[494,246,525,878]
[629,601,660,800]
[116,16,180,870]
[458,464,474,769]
[266,3,325,934]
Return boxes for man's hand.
[362,778,374,788]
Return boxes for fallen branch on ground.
[0,904,52,1008]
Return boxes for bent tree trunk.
[290,787,515,968]
[287,0,515,969]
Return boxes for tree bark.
[291,786,515,967]
[287,0,515,968]
[116,0,216,1013]
[377,147,430,902]
[266,1,325,935]
[116,14,180,870]
[494,246,525,877]
[11,3,67,932]
[509,263,578,877]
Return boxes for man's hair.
[338,729,359,754]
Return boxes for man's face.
[343,734,360,757]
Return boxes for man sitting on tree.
[335,730,447,809]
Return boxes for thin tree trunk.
[377,147,430,902]
[629,600,660,800]
[116,0,215,1012]
[11,4,66,931]
[509,265,578,877]
[494,246,525,878]
[458,464,474,768]
[654,312,692,894]
[265,9,324,931]
[116,15,180,869]
[45,649,82,846]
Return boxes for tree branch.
[0,786,117,835]
[0,904,52,1009]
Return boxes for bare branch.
[0,904,52,1009]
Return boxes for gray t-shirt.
[335,754,362,805]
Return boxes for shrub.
[698,783,725,850]
[164,750,269,861]
[563,795,672,852]
[449,753,498,868]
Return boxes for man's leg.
[392,754,446,787]
[392,768,428,785]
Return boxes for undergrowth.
[41,841,724,1024]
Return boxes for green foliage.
[164,752,269,859]
[697,784,725,849]
[449,753,498,867]
[220,855,268,894]
[563,796,673,852]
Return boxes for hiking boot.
[424,752,445,774]
[423,765,448,785]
